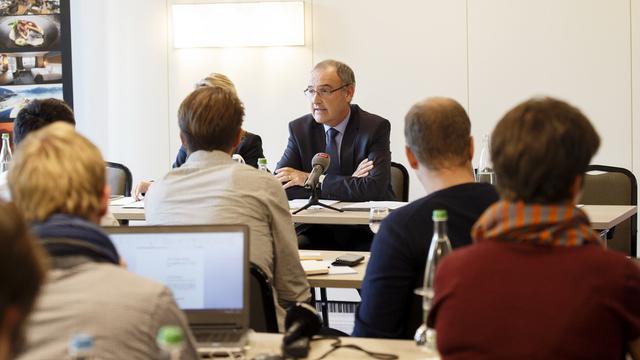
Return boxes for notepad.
[301,260,330,275]
[299,251,323,261]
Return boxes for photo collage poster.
[0,0,72,138]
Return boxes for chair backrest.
[249,263,279,333]
[390,162,410,202]
[579,165,637,256]
[105,161,132,197]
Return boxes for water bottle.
[0,133,12,173]
[157,325,184,360]
[67,333,94,360]
[476,134,495,184]
[257,157,270,173]
[414,209,453,350]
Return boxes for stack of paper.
[301,260,330,275]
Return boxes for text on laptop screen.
[110,231,244,311]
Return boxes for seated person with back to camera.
[9,123,198,359]
[144,84,309,331]
[428,97,640,359]
[353,97,498,339]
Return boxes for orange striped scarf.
[472,201,602,246]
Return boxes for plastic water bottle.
[0,133,12,173]
[476,134,495,184]
[414,209,452,350]
[257,157,270,173]
[67,333,95,360]
[157,325,184,360]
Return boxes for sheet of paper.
[341,201,408,211]
[328,265,357,275]
[288,199,339,209]
[123,200,145,209]
[110,196,137,206]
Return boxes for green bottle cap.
[157,325,184,346]
[257,158,267,165]
[432,209,447,221]
[1,133,8,140]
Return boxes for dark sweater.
[429,240,640,359]
[353,182,498,338]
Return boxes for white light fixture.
[172,2,304,48]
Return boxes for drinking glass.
[368,207,389,234]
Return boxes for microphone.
[303,153,330,190]
[281,303,321,358]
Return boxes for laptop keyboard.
[194,331,244,344]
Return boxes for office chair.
[390,162,410,202]
[249,263,279,333]
[580,165,637,257]
[105,161,133,197]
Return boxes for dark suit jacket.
[276,104,394,201]
[173,131,265,169]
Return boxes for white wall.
[71,0,170,183]
[312,0,468,200]
[70,0,639,204]
[468,0,632,168]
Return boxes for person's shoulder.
[290,112,315,126]
[243,131,262,143]
[235,164,282,189]
[380,197,438,235]
[351,104,389,125]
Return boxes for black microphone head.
[284,303,322,337]
[311,153,330,172]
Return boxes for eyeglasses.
[303,83,352,99]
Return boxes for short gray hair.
[313,59,355,85]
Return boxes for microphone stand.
[292,183,344,214]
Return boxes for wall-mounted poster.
[0,0,71,137]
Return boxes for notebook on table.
[106,225,250,352]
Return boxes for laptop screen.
[107,225,247,315]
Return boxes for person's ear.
[405,146,419,170]
[344,84,355,103]
[179,132,190,155]
[0,306,21,357]
[99,185,109,218]
[230,129,243,154]
[469,136,474,161]
[570,175,584,204]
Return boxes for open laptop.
[105,225,250,352]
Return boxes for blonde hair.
[8,122,106,222]
[195,73,237,94]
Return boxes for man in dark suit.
[275,60,394,201]
[275,60,394,250]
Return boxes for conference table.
[202,332,438,359]
[109,202,636,231]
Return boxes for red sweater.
[429,241,640,359]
